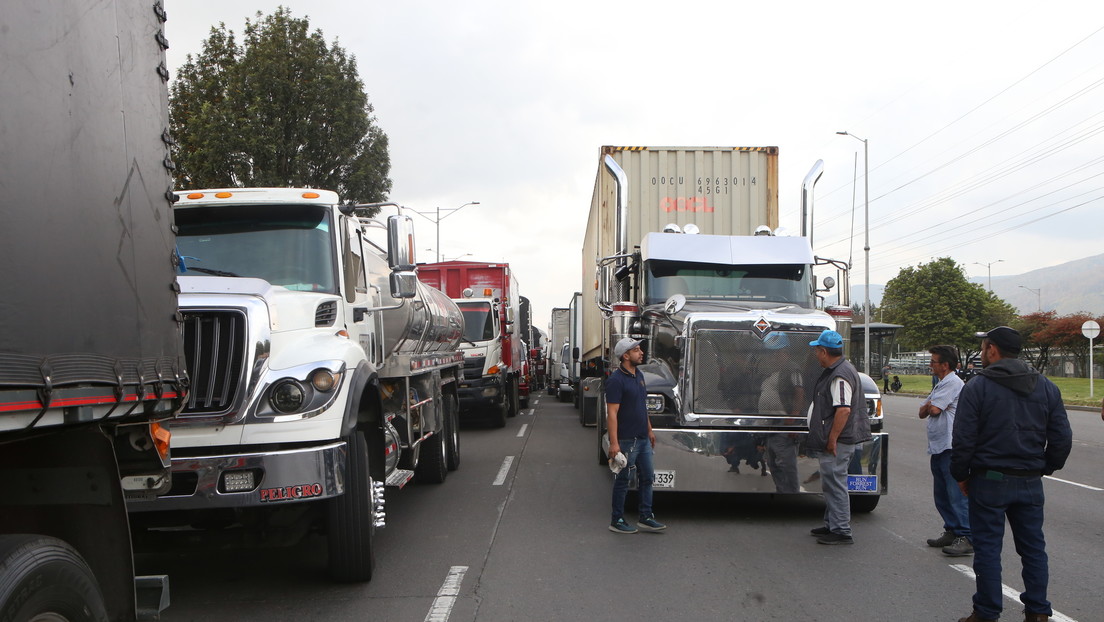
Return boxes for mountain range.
[843,253,1104,317]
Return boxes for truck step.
[385,469,414,488]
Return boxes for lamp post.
[1019,285,1041,312]
[837,131,871,374]
[973,260,1003,291]
[410,202,480,262]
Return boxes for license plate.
[847,474,878,492]
[653,470,676,488]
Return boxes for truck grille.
[181,310,247,415]
[691,329,818,416]
[463,356,485,380]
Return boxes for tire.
[327,430,376,582]
[415,430,448,484]
[850,494,880,513]
[444,394,461,472]
[0,534,108,622]
[506,377,520,418]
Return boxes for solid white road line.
[949,564,1077,622]
[493,456,514,486]
[1044,475,1103,491]
[424,565,468,622]
[517,423,528,438]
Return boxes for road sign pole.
[1082,320,1101,398]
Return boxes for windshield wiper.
[187,267,241,277]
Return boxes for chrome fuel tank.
[366,253,463,356]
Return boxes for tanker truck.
[127,188,464,582]
[1,2,185,619]
[585,146,886,511]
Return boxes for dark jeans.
[968,473,1051,618]
[611,437,654,523]
[931,450,970,537]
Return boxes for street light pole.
[1019,285,1041,312]
[973,260,1004,291]
[837,131,871,374]
[410,201,480,262]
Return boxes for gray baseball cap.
[613,337,643,360]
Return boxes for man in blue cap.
[806,329,871,544]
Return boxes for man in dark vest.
[806,329,872,545]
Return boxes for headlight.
[646,394,665,413]
[271,380,306,413]
[310,369,339,392]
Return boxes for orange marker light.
[151,422,171,463]
[215,192,233,198]
[186,192,205,200]
[302,192,320,199]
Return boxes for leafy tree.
[1013,311,1057,373]
[170,7,391,208]
[880,257,1016,362]
[1034,312,1104,376]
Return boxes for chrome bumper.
[128,442,346,511]
[635,430,887,495]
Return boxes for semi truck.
[584,146,886,511]
[548,307,572,401]
[417,261,525,427]
[127,189,464,583]
[1,2,185,619]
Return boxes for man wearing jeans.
[951,327,1072,622]
[920,345,971,556]
[606,337,666,534]
[805,329,871,545]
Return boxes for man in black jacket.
[951,327,1072,622]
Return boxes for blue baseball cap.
[808,329,844,349]
[763,332,790,350]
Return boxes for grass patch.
[887,374,1104,407]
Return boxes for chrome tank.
[366,253,463,356]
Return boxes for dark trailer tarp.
[0,1,183,398]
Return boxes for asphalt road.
[136,392,1103,622]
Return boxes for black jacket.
[950,358,1072,481]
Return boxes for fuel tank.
[366,253,463,356]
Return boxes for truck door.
[342,216,383,365]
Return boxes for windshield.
[645,260,812,307]
[175,204,336,292]
[458,302,496,341]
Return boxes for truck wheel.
[415,430,448,484]
[327,430,376,582]
[0,534,108,622]
[506,377,520,418]
[445,394,461,471]
[850,495,880,513]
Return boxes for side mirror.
[386,215,416,271]
[823,276,836,290]
[664,294,686,315]
[389,271,418,299]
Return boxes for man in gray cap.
[951,327,1072,622]
[606,337,666,534]
[806,329,871,544]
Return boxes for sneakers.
[816,532,854,545]
[927,530,956,547]
[636,515,667,532]
[942,536,974,557]
[609,518,637,534]
[809,526,831,536]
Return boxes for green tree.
[880,257,1016,362]
[170,7,391,207]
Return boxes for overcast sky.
[165,1,1104,331]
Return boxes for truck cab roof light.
[302,192,320,199]
[214,192,233,198]
[186,192,205,199]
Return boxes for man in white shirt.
[920,345,970,556]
